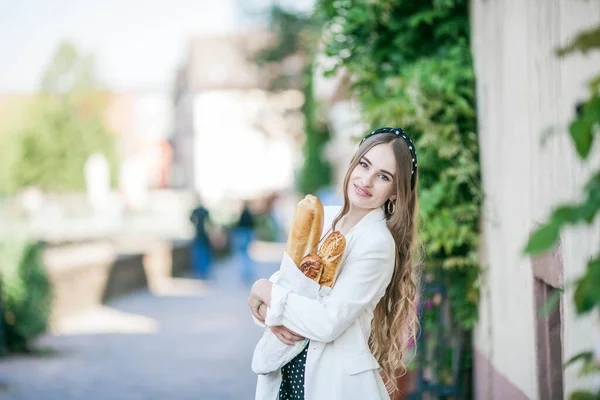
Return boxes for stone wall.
[45,240,191,323]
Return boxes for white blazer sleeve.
[264,228,396,343]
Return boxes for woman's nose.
[361,173,374,187]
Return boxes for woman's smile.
[353,184,372,197]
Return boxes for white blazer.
[255,205,396,400]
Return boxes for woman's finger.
[258,303,267,320]
[290,333,305,342]
[270,325,304,342]
[284,327,303,337]
[281,333,294,346]
[252,309,264,323]
[251,305,264,323]
[271,327,294,345]
[282,327,305,341]
[248,296,265,323]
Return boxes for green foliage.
[1,239,52,352]
[297,63,333,195]
[564,350,600,383]
[524,171,600,256]
[10,95,117,193]
[570,94,600,158]
[309,2,480,391]
[556,25,600,57]
[253,212,281,242]
[570,392,600,400]
[0,42,117,196]
[539,288,564,318]
[312,1,480,389]
[523,19,600,400]
[316,0,481,328]
[41,42,100,93]
[258,6,312,64]
[256,5,333,195]
[0,102,27,197]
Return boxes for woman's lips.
[354,184,371,197]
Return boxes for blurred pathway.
[0,242,283,400]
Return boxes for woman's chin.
[348,193,373,210]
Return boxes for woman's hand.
[248,278,272,323]
[258,303,267,321]
[248,291,265,323]
[270,325,305,346]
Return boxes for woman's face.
[347,142,397,211]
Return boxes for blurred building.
[105,92,173,189]
[172,31,304,209]
[471,1,600,399]
[0,91,173,197]
[0,93,35,113]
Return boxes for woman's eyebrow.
[363,156,395,178]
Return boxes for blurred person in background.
[189,199,213,280]
[249,127,421,399]
[233,201,256,284]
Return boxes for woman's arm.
[255,230,396,343]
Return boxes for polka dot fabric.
[278,341,308,400]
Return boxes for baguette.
[298,253,324,282]
[317,231,346,287]
[285,195,324,267]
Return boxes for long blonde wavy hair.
[331,132,421,395]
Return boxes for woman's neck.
[336,205,376,236]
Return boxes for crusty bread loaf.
[298,253,324,282]
[285,195,324,267]
[317,231,346,287]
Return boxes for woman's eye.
[379,174,390,181]
[360,161,368,168]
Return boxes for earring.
[386,199,395,215]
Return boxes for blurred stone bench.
[43,239,191,323]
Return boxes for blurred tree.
[315,0,480,394]
[0,101,25,197]
[257,6,311,90]
[297,62,332,196]
[0,42,117,195]
[41,42,98,93]
[316,0,481,326]
[1,239,52,353]
[255,5,332,195]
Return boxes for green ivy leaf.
[589,74,600,92]
[564,351,594,368]
[569,116,593,158]
[556,24,600,56]
[539,289,563,318]
[570,390,600,400]
[524,223,561,255]
[570,94,600,159]
[574,278,595,314]
[574,257,600,314]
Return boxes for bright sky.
[0,0,314,92]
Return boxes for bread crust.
[298,253,324,282]
[284,195,324,266]
[317,231,346,287]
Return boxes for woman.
[249,127,420,400]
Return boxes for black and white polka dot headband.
[360,127,418,190]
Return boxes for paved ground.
[0,245,282,400]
